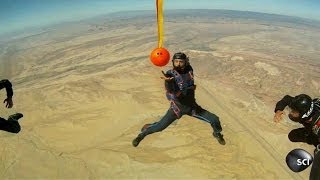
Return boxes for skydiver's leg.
[190,105,225,145]
[288,128,319,147]
[142,108,178,135]
[191,105,222,134]
[309,150,320,180]
[133,108,179,147]
[0,114,22,134]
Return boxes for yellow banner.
[157,0,163,48]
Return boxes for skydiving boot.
[8,113,23,121]
[132,134,145,147]
[213,132,226,145]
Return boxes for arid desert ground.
[0,10,320,179]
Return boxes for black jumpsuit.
[0,79,21,133]
[139,65,222,137]
[275,95,320,179]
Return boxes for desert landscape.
[0,9,320,179]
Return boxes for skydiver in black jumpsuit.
[0,79,23,133]
[132,52,225,147]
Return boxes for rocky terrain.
[0,10,319,179]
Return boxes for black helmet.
[172,52,187,60]
[289,94,313,117]
[172,52,189,67]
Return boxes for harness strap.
[171,101,182,118]
[165,69,196,101]
[312,115,320,136]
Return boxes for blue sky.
[1,0,319,35]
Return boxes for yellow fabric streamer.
[157,0,164,48]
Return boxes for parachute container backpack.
[150,0,170,67]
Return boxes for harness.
[311,99,320,136]
[165,69,196,118]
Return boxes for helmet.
[289,94,313,117]
[172,52,189,68]
[172,52,187,60]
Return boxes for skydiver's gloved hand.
[3,97,13,108]
[274,110,285,123]
[160,71,174,81]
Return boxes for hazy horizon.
[1,0,320,35]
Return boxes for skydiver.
[273,94,320,179]
[132,52,225,147]
[0,79,23,133]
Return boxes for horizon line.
[1,8,319,37]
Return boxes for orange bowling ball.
[150,47,170,67]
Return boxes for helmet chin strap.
[302,102,314,118]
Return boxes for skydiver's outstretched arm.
[275,95,294,112]
[160,71,174,81]
[0,79,13,108]
[274,95,294,123]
